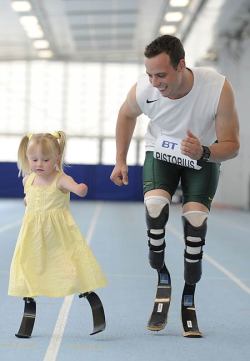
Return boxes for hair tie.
[50,131,60,139]
[27,133,33,140]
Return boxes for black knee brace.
[146,203,169,270]
[182,216,207,285]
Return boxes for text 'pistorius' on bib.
[153,135,202,170]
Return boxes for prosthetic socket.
[145,196,169,270]
[182,212,208,285]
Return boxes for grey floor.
[0,199,250,361]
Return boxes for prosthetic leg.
[15,297,36,338]
[181,211,207,338]
[147,263,171,331]
[16,293,105,338]
[145,196,172,331]
[79,292,106,335]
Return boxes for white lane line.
[168,224,250,295]
[43,294,74,360]
[43,203,103,361]
[203,253,250,295]
[0,220,21,234]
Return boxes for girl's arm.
[22,176,28,205]
[58,174,88,197]
[22,175,28,186]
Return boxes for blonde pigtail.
[57,131,67,171]
[17,135,30,177]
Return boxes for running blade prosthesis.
[15,297,36,338]
[79,292,106,335]
[181,283,202,338]
[147,263,171,331]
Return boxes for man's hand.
[110,164,128,186]
[181,130,203,160]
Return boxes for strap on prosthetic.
[182,211,208,284]
[145,196,169,270]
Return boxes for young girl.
[8,131,107,337]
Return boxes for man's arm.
[181,79,240,162]
[110,84,142,186]
[210,79,240,161]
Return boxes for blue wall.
[0,162,143,201]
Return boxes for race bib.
[153,135,201,170]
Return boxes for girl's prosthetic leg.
[79,292,106,335]
[16,293,105,338]
[15,297,36,338]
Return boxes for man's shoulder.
[137,73,150,86]
[136,74,159,112]
[136,73,154,96]
[192,66,225,80]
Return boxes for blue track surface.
[0,200,250,361]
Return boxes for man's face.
[145,52,185,99]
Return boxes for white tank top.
[136,67,225,151]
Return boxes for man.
[110,35,239,336]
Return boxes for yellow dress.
[8,172,107,297]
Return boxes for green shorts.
[143,151,220,210]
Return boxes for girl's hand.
[77,183,88,197]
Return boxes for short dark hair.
[144,35,185,69]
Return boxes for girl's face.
[27,145,58,177]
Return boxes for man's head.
[144,35,189,99]
[144,35,185,70]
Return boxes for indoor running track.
[0,199,250,361]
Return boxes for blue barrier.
[0,162,143,201]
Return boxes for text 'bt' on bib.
[153,135,202,170]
